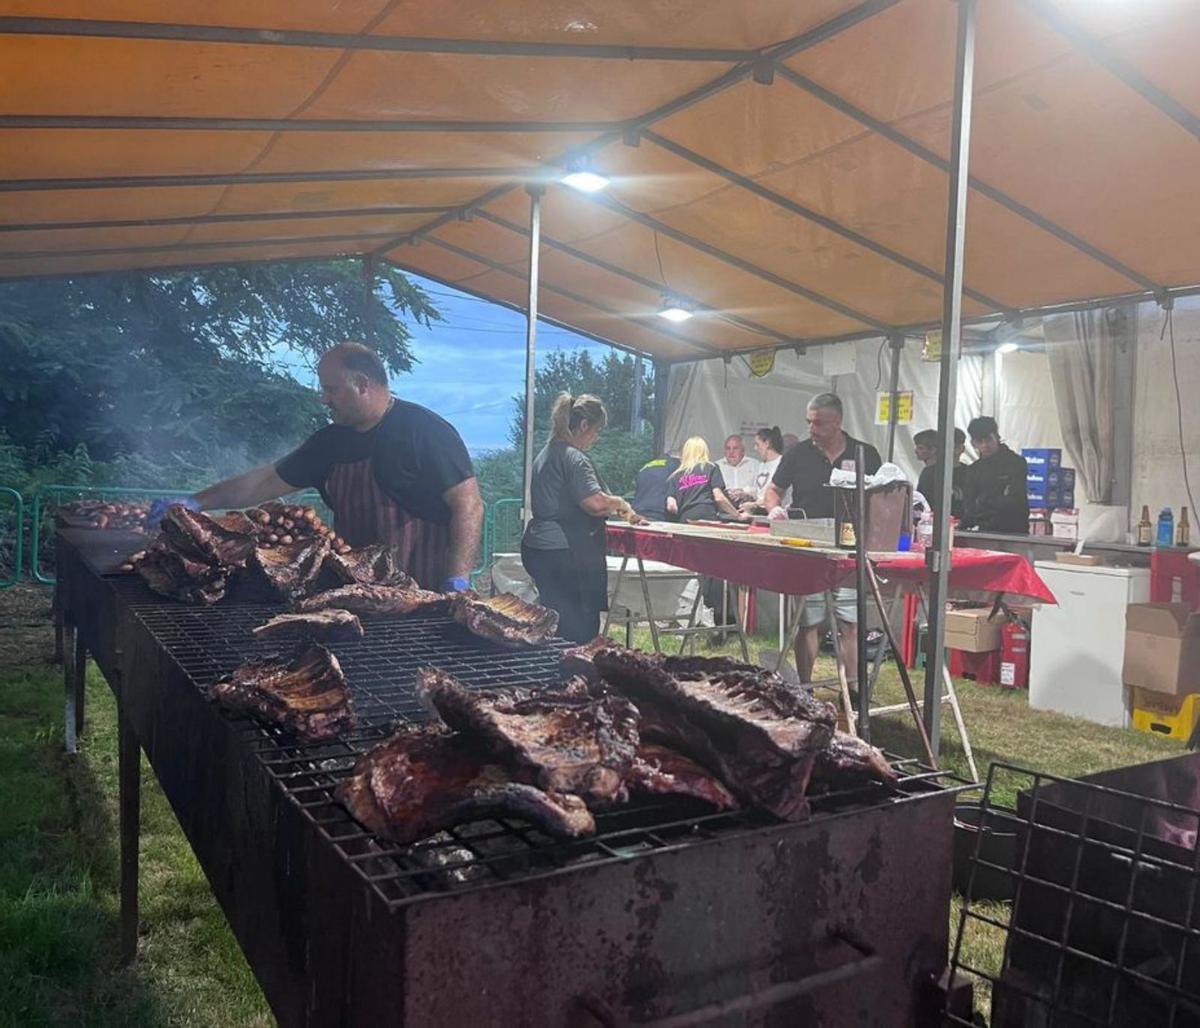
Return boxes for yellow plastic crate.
[1130,687,1200,741]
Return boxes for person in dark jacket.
[915,427,967,520]
[961,416,1029,534]
[632,452,680,520]
[521,393,638,642]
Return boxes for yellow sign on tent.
[747,349,776,377]
[876,390,914,426]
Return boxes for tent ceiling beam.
[474,208,798,347]
[579,188,896,334]
[419,234,722,359]
[0,166,538,193]
[0,229,406,263]
[0,206,458,234]
[1020,0,1200,143]
[0,115,614,134]
[368,0,901,280]
[643,129,1011,313]
[0,17,755,62]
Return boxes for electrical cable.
[873,338,887,391]
[653,230,670,289]
[1162,305,1197,513]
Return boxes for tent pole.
[885,333,903,462]
[652,360,669,454]
[521,186,543,527]
[924,0,978,757]
[362,255,375,344]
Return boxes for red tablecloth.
[607,525,1056,604]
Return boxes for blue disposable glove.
[442,576,471,593]
[147,495,201,529]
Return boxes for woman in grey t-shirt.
[520,393,636,642]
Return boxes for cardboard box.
[1022,448,1062,470]
[1122,603,1200,697]
[945,607,1004,653]
[1059,467,1076,489]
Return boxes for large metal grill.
[113,575,959,910]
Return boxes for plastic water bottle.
[1157,507,1174,547]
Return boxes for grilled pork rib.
[297,582,448,616]
[559,636,610,686]
[210,643,355,742]
[628,743,738,810]
[322,544,415,587]
[449,592,559,648]
[808,731,898,791]
[159,506,258,568]
[593,648,835,819]
[335,726,595,845]
[137,541,230,605]
[248,536,331,603]
[251,609,365,642]
[419,669,640,808]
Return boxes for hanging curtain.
[1043,307,1132,503]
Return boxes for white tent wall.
[1131,296,1200,524]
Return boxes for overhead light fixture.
[657,295,694,322]
[560,161,610,193]
[996,341,1020,354]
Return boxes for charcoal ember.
[247,536,330,603]
[136,541,229,604]
[335,725,595,846]
[297,582,447,616]
[628,743,739,810]
[419,669,640,808]
[158,506,257,567]
[322,544,415,587]
[808,732,898,792]
[593,648,835,820]
[448,591,559,648]
[251,609,365,643]
[559,636,612,686]
[210,643,355,742]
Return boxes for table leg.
[914,586,978,780]
[118,702,141,964]
[601,556,629,638]
[635,557,662,654]
[679,577,705,655]
[826,591,857,737]
[772,596,806,675]
[63,621,77,754]
[73,631,87,739]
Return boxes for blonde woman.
[666,436,742,522]
[521,393,636,642]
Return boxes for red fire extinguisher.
[999,619,1030,690]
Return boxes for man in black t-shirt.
[763,393,881,686]
[188,342,483,591]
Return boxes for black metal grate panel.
[112,576,965,910]
[948,760,1200,1027]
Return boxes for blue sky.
[282,274,611,455]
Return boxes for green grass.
[0,625,1187,1025]
[0,665,270,1028]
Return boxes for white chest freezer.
[1029,562,1150,727]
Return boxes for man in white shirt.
[715,434,760,502]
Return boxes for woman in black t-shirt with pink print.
[666,437,743,523]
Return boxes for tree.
[474,348,657,504]
[0,260,439,475]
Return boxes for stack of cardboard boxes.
[1123,603,1200,739]
[1023,448,1077,538]
[944,605,1030,688]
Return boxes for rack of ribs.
[335,725,595,845]
[210,643,355,742]
[419,669,640,808]
[251,609,365,643]
[297,582,448,616]
[808,731,899,791]
[448,592,559,648]
[322,544,416,587]
[593,648,836,820]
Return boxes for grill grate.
[113,577,963,910]
[948,761,1200,1027]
